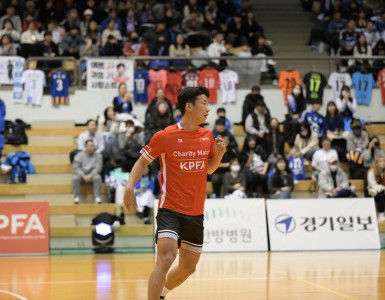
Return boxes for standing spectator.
[101,19,122,47]
[312,137,339,180]
[99,9,123,33]
[243,11,264,46]
[303,100,327,138]
[80,34,99,56]
[268,157,294,199]
[113,83,133,114]
[363,21,380,49]
[123,31,149,56]
[223,158,247,199]
[226,12,246,47]
[169,33,191,67]
[265,118,285,165]
[61,9,81,32]
[0,34,17,56]
[0,19,20,43]
[80,9,94,37]
[318,157,353,198]
[20,21,42,57]
[334,85,357,123]
[207,31,226,65]
[242,86,264,126]
[77,119,105,154]
[60,26,84,58]
[0,5,22,34]
[363,136,385,169]
[285,84,307,146]
[346,118,368,151]
[294,122,319,161]
[143,19,170,56]
[72,140,103,204]
[37,32,59,57]
[367,156,385,222]
[245,101,271,146]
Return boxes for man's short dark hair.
[86,119,96,126]
[251,85,260,92]
[215,118,226,126]
[85,139,94,146]
[177,86,210,115]
[117,63,125,69]
[44,32,52,37]
[217,107,226,114]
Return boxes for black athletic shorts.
[155,208,204,253]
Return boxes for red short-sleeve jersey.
[140,123,215,216]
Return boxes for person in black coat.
[112,83,133,114]
[241,85,264,126]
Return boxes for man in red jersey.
[124,86,226,300]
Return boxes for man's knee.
[157,251,177,270]
[92,175,102,183]
[73,175,82,184]
[179,262,197,276]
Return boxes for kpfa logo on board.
[274,214,296,234]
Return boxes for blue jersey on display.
[303,111,326,136]
[288,157,305,181]
[134,70,149,103]
[51,71,69,105]
[352,72,375,105]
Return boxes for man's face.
[216,124,225,133]
[88,121,97,134]
[7,7,15,16]
[188,95,210,125]
[312,103,321,112]
[323,139,331,150]
[85,141,95,154]
[45,35,52,43]
[256,105,265,114]
[156,89,165,99]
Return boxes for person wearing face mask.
[294,122,319,161]
[223,158,247,199]
[318,157,355,198]
[123,31,149,56]
[265,118,285,166]
[363,136,385,169]
[346,118,369,152]
[268,157,294,199]
[285,84,307,146]
[334,85,357,125]
[367,157,385,222]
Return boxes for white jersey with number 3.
[21,69,46,106]
[219,69,239,104]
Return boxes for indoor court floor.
[0,250,384,300]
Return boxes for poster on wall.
[0,56,25,103]
[86,58,134,92]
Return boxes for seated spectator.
[363,21,380,49]
[100,9,123,33]
[20,21,42,57]
[80,9,94,37]
[223,158,247,199]
[0,5,22,34]
[237,43,252,57]
[169,33,191,67]
[318,157,355,198]
[101,19,122,47]
[312,137,339,180]
[346,118,369,151]
[182,10,204,48]
[125,9,138,37]
[113,83,133,114]
[145,89,173,126]
[103,34,122,56]
[325,101,345,140]
[339,19,359,61]
[23,1,38,22]
[60,26,84,58]
[202,10,221,40]
[245,101,271,146]
[226,12,247,47]
[216,107,232,132]
[207,31,226,65]
[183,0,203,22]
[61,8,81,32]
[80,34,99,57]
[143,19,170,56]
[0,34,17,56]
[241,85,264,126]
[352,33,371,69]
[334,85,357,123]
[268,157,294,199]
[303,100,326,138]
[363,136,385,169]
[22,14,41,34]
[251,35,278,83]
[146,100,175,136]
[0,19,20,43]
[285,84,307,146]
[294,122,319,161]
[137,2,155,34]
[72,139,103,204]
[239,134,269,197]
[134,168,155,224]
[115,120,145,165]
[77,119,105,155]
[123,31,149,56]
[37,0,58,28]
[42,20,62,45]
[86,20,101,45]
[355,9,367,32]
[217,0,237,24]
[212,118,238,150]
[243,10,264,46]
[219,41,234,69]
[367,156,385,222]
[37,32,59,57]
[265,118,285,165]
[375,10,385,32]
[327,10,348,55]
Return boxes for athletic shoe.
[95,197,102,204]
[368,188,378,197]
[378,213,385,223]
[74,197,79,204]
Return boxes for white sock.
[161,287,170,297]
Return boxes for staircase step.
[31,121,75,128]
[49,204,130,215]
[31,154,70,165]
[28,136,74,146]
[50,215,76,227]
[27,174,73,185]
[26,127,86,137]
[34,164,72,174]
[50,225,153,237]
[0,184,107,195]
[4,145,75,155]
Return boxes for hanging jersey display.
[352,71,376,105]
[198,69,220,103]
[21,69,46,106]
[182,70,199,87]
[134,69,150,103]
[219,69,239,104]
[303,71,327,104]
[328,71,352,99]
[148,69,168,102]
[51,71,69,105]
[377,69,385,105]
[166,71,182,105]
[278,69,301,105]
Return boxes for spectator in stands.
[60,26,83,58]
[223,158,247,199]
[265,118,285,165]
[339,19,359,60]
[240,134,269,197]
[216,107,232,132]
[169,33,191,67]
[325,101,345,140]
[219,40,234,68]
[183,0,202,22]
[318,157,353,198]
[37,0,58,27]
[0,19,20,43]
[212,118,238,150]
[285,84,307,146]
[123,31,148,56]
[182,10,203,48]
[146,100,174,136]
[312,137,339,179]
[207,31,226,65]
[363,21,380,49]
[363,136,385,169]
[355,9,367,32]
[137,2,155,34]
[367,156,385,222]
[226,12,246,47]
[268,157,294,199]
[323,0,343,22]
[145,89,173,126]
[240,0,253,17]
[303,100,326,138]
[101,19,122,47]
[61,9,81,32]
[113,83,133,114]
[80,34,99,56]
[20,21,42,57]
[57,24,67,45]
[98,106,120,157]
[143,19,170,55]
[78,119,105,154]
[164,6,179,29]
[334,85,357,122]
[100,9,123,33]
[242,85,264,126]
[375,10,385,32]
[217,0,237,24]
[327,11,348,54]
[37,32,59,57]
[125,8,137,36]
[345,0,361,20]
[103,34,122,56]
[43,20,62,45]
[346,118,369,151]
[134,169,155,224]
[245,101,271,146]
[72,139,103,204]
[352,33,371,69]
[0,34,17,56]
[0,5,21,34]
[202,10,221,39]
[22,14,41,33]
[251,35,277,83]
[80,9,94,37]
[243,10,264,46]
[294,122,319,161]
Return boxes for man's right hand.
[124,187,137,211]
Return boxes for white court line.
[0,289,28,300]
[0,274,384,285]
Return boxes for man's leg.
[72,174,82,203]
[148,238,178,300]
[92,174,102,203]
[163,246,201,291]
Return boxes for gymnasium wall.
[2,88,385,125]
